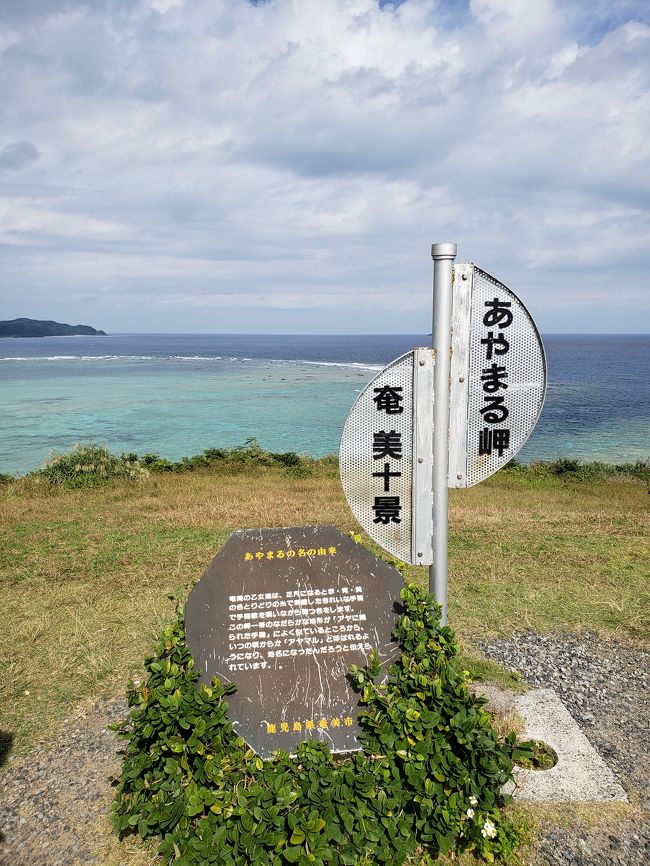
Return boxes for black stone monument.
[185,525,404,759]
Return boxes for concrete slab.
[509,688,628,802]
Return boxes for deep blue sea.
[1,333,648,475]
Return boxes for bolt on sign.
[185,526,404,760]
[339,264,546,564]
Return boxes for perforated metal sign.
[339,349,435,565]
[340,263,545,561]
[449,264,546,487]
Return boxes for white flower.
[482,819,497,839]
[466,808,475,818]
[469,796,478,806]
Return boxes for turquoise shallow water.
[0,356,376,474]
[1,333,648,475]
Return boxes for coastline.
[1,440,648,484]
[1,333,648,475]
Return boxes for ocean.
[0,334,648,475]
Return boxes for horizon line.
[54,330,650,337]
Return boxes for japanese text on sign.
[226,586,371,673]
[478,297,512,458]
[265,716,354,735]
[372,387,404,526]
[243,546,337,562]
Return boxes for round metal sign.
[339,262,546,562]
[448,264,547,487]
[339,351,415,564]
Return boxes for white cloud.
[0,197,130,241]
[0,0,648,332]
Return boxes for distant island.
[0,318,107,338]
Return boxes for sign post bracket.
[411,347,435,565]
[448,263,473,488]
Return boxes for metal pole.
[430,242,457,625]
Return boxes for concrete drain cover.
[509,688,627,802]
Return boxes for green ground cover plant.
[512,741,557,772]
[112,585,532,865]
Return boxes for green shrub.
[140,453,178,472]
[547,458,581,475]
[111,584,530,865]
[0,472,15,485]
[33,443,148,488]
[511,458,649,484]
[136,439,310,476]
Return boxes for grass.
[513,741,558,771]
[1,453,648,862]
[1,456,647,757]
[447,470,649,640]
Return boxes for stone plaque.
[185,525,404,759]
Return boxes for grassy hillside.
[1,454,647,759]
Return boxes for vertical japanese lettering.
[478,297,512,457]
[372,496,402,524]
[373,386,404,414]
[371,393,404,525]
[372,462,402,492]
[373,430,402,459]
[483,298,513,328]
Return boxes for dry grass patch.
[445,475,649,641]
[140,470,353,529]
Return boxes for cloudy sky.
[1,0,649,334]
